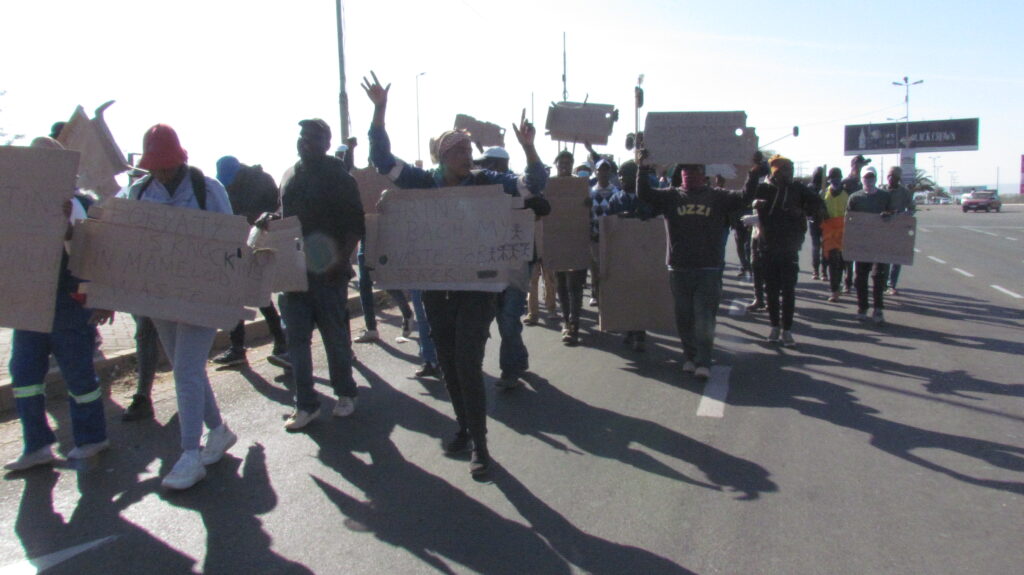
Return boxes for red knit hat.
[138,124,188,170]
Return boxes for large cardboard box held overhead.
[598,216,675,333]
[545,102,617,145]
[643,111,758,167]
[57,105,129,197]
[842,212,916,266]
[69,199,307,329]
[0,146,80,332]
[364,186,533,292]
[539,177,591,271]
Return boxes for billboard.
[844,118,979,155]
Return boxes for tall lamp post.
[416,71,426,164]
[335,0,350,140]
[892,76,923,149]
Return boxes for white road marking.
[728,299,746,316]
[0,536,117,575]
[928,256,947,264]
[991,285,1024,299]
[918,226,930,232]
[1006,237,1018,241]
[696,366,730,418]
[953,268,974,277]
[913,248,921,253]
[982,231,999,237]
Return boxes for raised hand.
[361,71,391,108]
[511,109,535,149]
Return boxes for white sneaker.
[285,407,321,431]
[694,366,711,381]
[162,451,206,490]
[766,327,781,343]
[332,397,356,418]
[588,298,598,307]
[682,360,697,374]
[68,439,110,460]
[873,309,886,325]
[200,424,237,465]
[4,445,55,471]
[781,331,796,347]
[354,329,379,343]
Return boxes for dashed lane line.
[953,268,974,277]
[927,256,947,264]
[696,366,731,418]
[991,285,1023,299]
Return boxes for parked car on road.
[961,191,1001,212]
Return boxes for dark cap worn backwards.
[298,118,331,139]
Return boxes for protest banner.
[0,146,80,332]
[70,198,302,329]
[454,114,506,150]
[539,177,591,271]
[545,101,617,145]
[57,104,129,197]
[598,216,675,333]
[643,111,758,167]
[253,217,308,294]
[350,166,392,214]
[842,212,916,266]
[364,186,533,292]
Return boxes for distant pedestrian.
[847,166,893,324]
[885,166,915,295]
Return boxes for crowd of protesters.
[5,73,910,489]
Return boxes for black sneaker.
[444,431,472,455]
[122,394,154,422]
[213,348,247,367]
[745,300,766,312]
[496,371,523,390]
[267,351,292,370]
[401,316,413,337]
[470,445,491,478]
[414,363,440,379]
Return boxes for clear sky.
[4,0,1022,194]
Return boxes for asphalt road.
[1,204,1021,575]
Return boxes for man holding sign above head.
[364,71,549,479]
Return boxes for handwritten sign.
[0,146,80,332]
[454,114,506,149]
[643,111,758,167]
[545,102,617,145]
[364,186,533,292]
[842,212,916,265]
[539,177,591,271]
[70,198,302,329]
[598,216,675,332]
[57,105,129,197]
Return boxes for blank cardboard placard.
[57,106,129,197]
[540,177,591,271]
[69,198,278,329]
[643,111,758,167]
[253,216,308,294]
[545,102,617,145]
[842,212,916,265]
[598,216,675,333]
[365,186,533,292]
[350,166,393,214]
[0,146,80,332]
[454,114,506,149]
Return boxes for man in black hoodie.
[744,155,823,347]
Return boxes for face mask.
[681,173,705,190]
[577,171,591,179]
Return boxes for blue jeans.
[669,269,723,368]
[411,290,436,365]
[496,284,529,375]
[11,314,106,454]
[357,243,376,330]
[889,264,903,289]
[280,280,357,413]
[151,319,223,451]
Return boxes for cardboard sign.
[643,111,758,167]
[350,166,393,214]
[539,177,591,271]
[253,216,308,294]
[842,212,916,265]
[545,102,617,145]
[598,216,675,333]
[69,198,299,329]
[0,147,80,332]
[454,114,506,149]
[364,186,533,292]
[57,105,129,197]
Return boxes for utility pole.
[335,0,350,140]
[562,32,568,102]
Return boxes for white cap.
[482,147,509,160]
[863,166,877,177]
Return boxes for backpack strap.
[134,166,207,210]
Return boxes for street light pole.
[335,0,350,140]
[892,76,923,148]
[416,72,426,164]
